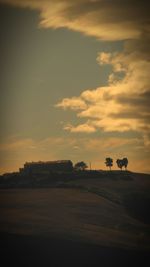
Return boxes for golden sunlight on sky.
[0,0,150,173]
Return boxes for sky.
[0,0,150,174]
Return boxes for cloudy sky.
[0,0,150,174]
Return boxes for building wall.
[20,160,73,175]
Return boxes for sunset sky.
[0,0,150,174]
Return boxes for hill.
[0,171,150,266]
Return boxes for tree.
[74,161,88,171]
[116,159,123,170]
[116,158,128,170]
[122,158,128,170]
[105,157,113,170]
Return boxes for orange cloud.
[64,122,96,133]
[57,44,150,145]
[0,0,149,41]
[56,97,87,110]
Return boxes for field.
[0,171,150,266]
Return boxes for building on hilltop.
[19,160,73,175]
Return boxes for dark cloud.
[115,92,150,109]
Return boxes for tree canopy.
[74,161,88,171]
[105,158,113,170]
[116,158,128,170]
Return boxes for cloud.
[64,122,96,133]
[3,1,146,141]
[98,52,112,65]
[81,137,141,152]
[0,138,35,152]
[0,0,149,41]
[56,97,87,110]
[1,2,149,135]
[57,40,150,143]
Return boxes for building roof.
[24,160,72,166]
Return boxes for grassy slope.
[0,172,150,251]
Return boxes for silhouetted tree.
[105,158,113,170]
[122,158,128,170]
[116,158,128,170]
[116,159,123,170]
[74,161,88,171]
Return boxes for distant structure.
[19,160,73,175]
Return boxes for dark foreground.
[0,233,149,267]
